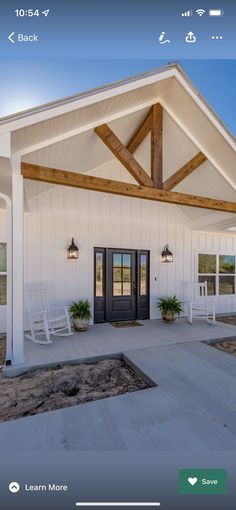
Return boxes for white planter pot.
[73,318,89,332]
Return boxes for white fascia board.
[172,68,236,151]
[0,133,11,158]
[0,68,175,135]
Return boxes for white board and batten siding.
[24,180,192,326]
[192,232,236,314]
[2,184,236,332]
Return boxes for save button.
[179,469,227,494]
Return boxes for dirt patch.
[0,358,151,423]
[0,337,6,367]
[217,315,236,326]
[213,340,236,357]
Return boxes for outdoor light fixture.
[67,238,79,259]
[161,245,173,263]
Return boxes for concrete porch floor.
[15,318,236,374]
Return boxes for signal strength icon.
[181,10,193,17]
[196,8,206,16]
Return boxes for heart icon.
[188,477,198,486]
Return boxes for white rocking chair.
[26,284,72,344]
[187,281,216,325]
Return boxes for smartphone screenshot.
[0,1,235,509]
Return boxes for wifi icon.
[196,8,206,16]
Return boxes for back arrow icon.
[8,32,15,44]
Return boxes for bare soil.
[0,358,150,423]
[0,337,6,366]
[217,315,236,326]
[213,315,236,355]
[213,340,236,357]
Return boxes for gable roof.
[0,63,235,146]
[0,63,236,232]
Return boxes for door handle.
[132,282,136,294]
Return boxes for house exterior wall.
[1,187,236,333]
[23,184,192,327]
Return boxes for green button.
[179,469,227,494]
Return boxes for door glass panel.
[123,282,131,296]
[112,252,132,296]
[123,254,131,267]
[0,243,6,272]
[113,267,122,282]
[140,254,147,296]
[0,275,7,305]
[123,267,131,282]
[95,252,103,297]
[113,253,122,267]
[113,282,122,296]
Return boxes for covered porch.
[0,64,236,367]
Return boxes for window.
[0,243,7,305]
[198,253,235,296]
[198,254,216,295]
[219,255,235,295]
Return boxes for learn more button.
[179,469,227,494]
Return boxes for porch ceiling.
[11,79,169,154]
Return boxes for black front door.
[94,248,149,323]
[107,249,136,322]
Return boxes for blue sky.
[0,59,235,135]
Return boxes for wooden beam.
[151,104,163,188]
[22,162,236,214]
[95,123,153,187]
[163,152,207,191]
[126,108,152,154]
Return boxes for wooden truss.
[21,104,236,213]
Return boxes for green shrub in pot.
[70,299,92,332]
[157,295,183,323]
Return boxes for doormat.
[110,321,143,328]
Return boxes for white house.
[0,63,236,366]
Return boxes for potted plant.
[157,295,183,323]
[70,299,91,332]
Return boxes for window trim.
[197,251,236,297]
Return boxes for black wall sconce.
[161,244,173,263]
[67,238,79,259]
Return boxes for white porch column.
[11,156,25,364]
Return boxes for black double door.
[94,248,149,323]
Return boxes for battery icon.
[209,9,224,16]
